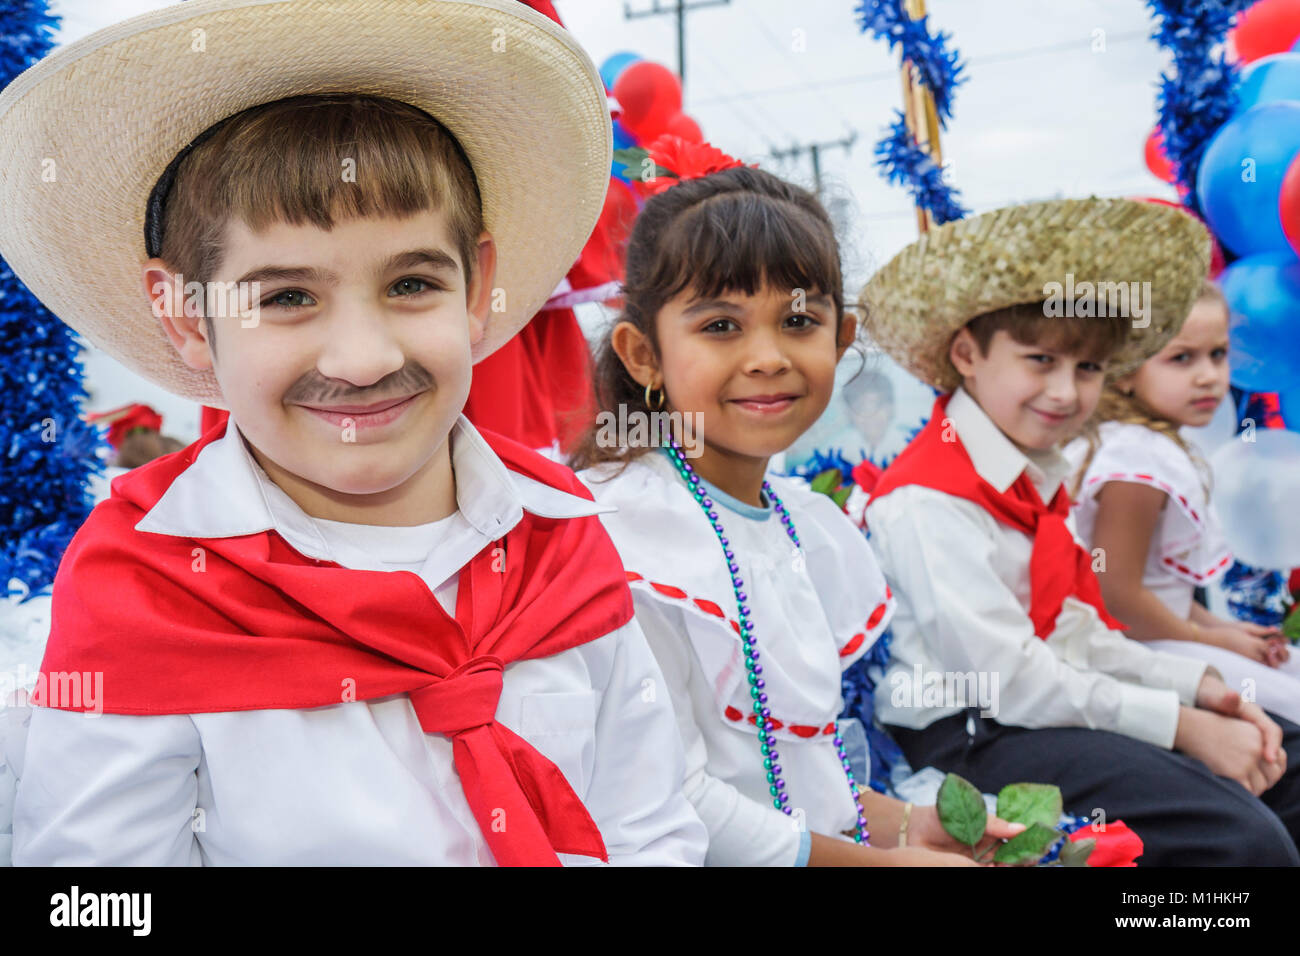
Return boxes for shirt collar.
[945,387,1073,501]
[134,414,613,561]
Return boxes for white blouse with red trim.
[1065,422,1232,619]
[579,451,894,861]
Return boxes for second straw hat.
[860,197,1212,393]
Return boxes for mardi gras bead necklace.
[660,438,869,844]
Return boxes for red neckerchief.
[870,394,1125,639]
[36,419,634,866]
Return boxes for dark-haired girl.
[570,138,1022,866]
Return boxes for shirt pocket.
[518,691,598,798]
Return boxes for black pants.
[888,710,1300,866]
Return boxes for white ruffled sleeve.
[1068,422,1232,586]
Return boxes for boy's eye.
[1170,352,1190,363]
[1025,354,1053,365]
[389,277,441,297]
[1211,347,1228,360]
[1077,361,1103,373]
[785,313,821,329]
[263,289,315,310]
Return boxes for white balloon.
[1209,429,1300,569]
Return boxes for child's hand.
[1240,621,1290,665]
[1194,672,1240,714]
[1203,625,1289,668]
[908,803,1027,861]
[878,846,980,867]
[1175,706,1283,795]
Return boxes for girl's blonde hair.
[1069,279,1228,499]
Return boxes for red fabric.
[37,419,633,866]
[518,0,561,24]
[464,307,596,451]
[199,405,229,438]
[85,403,164,449]
[851,459,883,496]
[869,394,1126,639]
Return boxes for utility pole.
[769,132,858,197]
[623,0,730,91]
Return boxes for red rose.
[636,134,748,197]
[1070,819,1143,866]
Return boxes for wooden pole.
[899,0,942,234]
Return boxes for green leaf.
[809,468,842,495]
[936,773,987,848]
[1058,837,1096,867]
[1283,607,1300,645]
[610,147,676,181]
[830,487,852,509]
[992,823,1060,865]
[996,782,1063,830]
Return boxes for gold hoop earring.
[644,382,666,410]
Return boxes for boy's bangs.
[1005,315,1129,364]
[654,192,841,307]
[162,94,483,290]
[971,303,1128,365]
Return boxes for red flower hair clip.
[614,134,751,198]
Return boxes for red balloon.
[613,61,682,140]
[1229,0,1300,63]
[1126,195,1227,278]
[662,112,703,144]
[1144,127,1176,183]
[1279,150,1300,259]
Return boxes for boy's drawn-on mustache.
[284,362,435,408]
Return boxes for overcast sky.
[45,0,1182,435]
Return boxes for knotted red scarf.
[869,394,1125,639]
[36,419,634,866]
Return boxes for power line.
[690,28,1151,108]
[770,132,859,196]
[745,6,856,137]
[623,0,731,90]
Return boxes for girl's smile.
[727,391,803,416]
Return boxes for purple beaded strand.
[661,438,869,845]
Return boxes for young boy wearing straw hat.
[861,197,1300,865]
[0,0,706,866]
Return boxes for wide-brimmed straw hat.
[0,0,611,408]
[860,197,1212,392]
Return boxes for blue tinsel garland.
[1145,0,1255,219]
[1,0,107,601]
[855,0,969,224]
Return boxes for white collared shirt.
[581,451,893,866]
[10,415,707,866]
[865,388,1207,750]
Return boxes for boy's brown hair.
[962,301,1130,365]
[157,93,484,349]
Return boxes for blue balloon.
[1220,251,1300,393]
[599,52,642,92]
[1196,101,1300,257]
[1282,389,1300,431]
[1237,54,1300,112]
[612,118,636,151]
